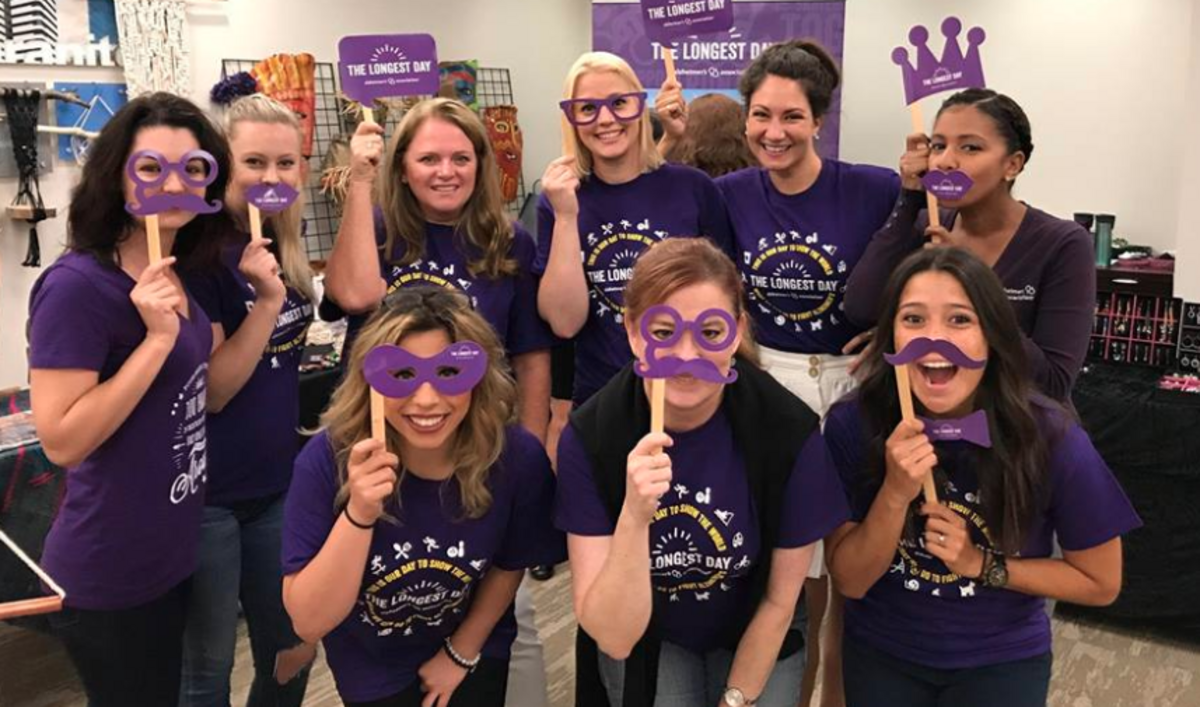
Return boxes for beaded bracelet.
[442,636,480,672]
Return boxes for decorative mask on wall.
[483,105,523,203]
[438,60,478,111]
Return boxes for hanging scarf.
[2,89,46,267]
[114,0,191,97]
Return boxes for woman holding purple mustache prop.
[281,287,564,707]
[27,92,233,705]
[556,238,849,707]
[825,247,1139,707]
[844,89,1095,401]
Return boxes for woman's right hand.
[541,156,581,217]
[899,132,931,191]
[882,418,936,506]
[130,256,182,344]
[345,438,400,525]
[623,432,674,526]
[349,121,386,185]
[654,79,687,139]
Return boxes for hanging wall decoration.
[438,60,479,111]
[53,82,128,163]
[113,0,190,97]
[2,88,49,267]
[250,54,317,157]
[482,105,523,203]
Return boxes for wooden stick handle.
[248,203,264,242]
[895,364,939,504]
[650,378,666,436]
[370,390,386,443]
[662,47,677,85]
[909,102,941,230]
[0,596,63,620]
[146,214,163,263]
[362,106,376,125]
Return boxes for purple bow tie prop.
[125,149,223,217]
[635,305,738,384]
[246,182,300,214]
[363,341,488,399]
[885,337,987,369]
[919,409,992,447]
[922,170,973,202]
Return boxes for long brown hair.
[624,237,760,367]
[321,287,517,520]
[377,98,516,280]
[662,93,756,178]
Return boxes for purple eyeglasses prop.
[363,341,488,399]
[885,337,986,369]
[125,149,223,216]
[245,182,300,213]
[921,170,973,201]
[635,304,738,384]
[559,92,647,126]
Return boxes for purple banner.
[338,34,439,103]
[594,1,846,158]
[641,0,735,44]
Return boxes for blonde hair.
[560,51,664,180]
[321,287,518,520]
[225,94,316,303]
[377,98,517,280]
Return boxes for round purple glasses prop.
[364,341,489,399]
[634,304,738,384]
[124,149,223,216]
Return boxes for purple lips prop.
[245,182,300,213]
[125,149,223,216]
[922,170,973,201]
[634,304,738,384]
[363,341,488,399]
[884,337,986,369]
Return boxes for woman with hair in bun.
[843,89,1095,401]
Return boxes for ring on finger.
[938,533,946,545]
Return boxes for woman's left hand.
[418,647,470,707]
[921,502,985,579]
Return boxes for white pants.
[505,579,550,707]
[759,346,858,578]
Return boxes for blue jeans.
[598,639,805,707]
[180,495,309,707]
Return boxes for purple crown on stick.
[892,17,986,105]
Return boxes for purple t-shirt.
[28,251,213,610]
[282,426,565,703]
[533,163,733,404]
[554,410,848,653]
[183,238,314,505]
[322,213,553,362]
[717,162,899,355]
[824,397,1141,669]
[843,194,1096,400]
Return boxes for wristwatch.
[978,548,1009,589]
[723,687,756,707]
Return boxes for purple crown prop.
[892,17,986,105]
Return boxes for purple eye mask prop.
[922,170,973,201]
[245,182,300,213]
[919,409,992,448]
[363,341,488,398]
[885,337,986,369]
[125,149,223,216]
[634,305,738,384]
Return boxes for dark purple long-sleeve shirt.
[844,189,1096,400]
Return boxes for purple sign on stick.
[640,0,735,44]
[922,170,973,201]
[338,34,439,103]
[246,182,300,213]
[892,16,986,105]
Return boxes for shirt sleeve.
[28,265,112,372]
[504,225,557,356]
[1019,228,1095,400]
[493,429,568,570]
[695,173,734,255]
[281,433,342,576]
[553,424,617,536]
[532,193,556,276]
[778,430,852,547]
[842,189,927,328]
[822,403,874,522]
[183,263,240,336]
[1047,423,1142,551]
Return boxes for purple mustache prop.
[922,170,973,201]
[884,337,986,369]
[363,341,488,399]
[125,149,223,216]
[634,305,738,384]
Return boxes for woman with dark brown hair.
[659,93,757,178]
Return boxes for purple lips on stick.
[634,304,738,384]
[125,149,223,216]
[922,170,973,201]
[246,182,300,213]
[884,337,986,369]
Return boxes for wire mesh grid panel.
[222,59,348,261]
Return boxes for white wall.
[1175,0,1200,303]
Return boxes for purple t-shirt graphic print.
[28,251,213,610]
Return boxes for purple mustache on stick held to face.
[884,337,986,369]
[125,149,224,216]
[363,341,488,399]
[634,304,739,384]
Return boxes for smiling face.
[383,328,472,463]
[124,125,208,233]
[930,104,1026,207]
[745,74,821,176]
[893,271,989,418]
[571,69,643,167]
[402,117,478,224]
[225,121,305,218]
